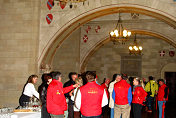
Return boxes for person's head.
[75,76,83,87]
[86,71,96,82]
[51,71,62,82]
[116,74,122,82]
[46,74,52,84]
[68,72,78,82]
[27,75,38,84]
[158,79,164,86]
[122,73,128,80]
[105,78,110,85]
[149,76,153,81]
[133,77,141,86]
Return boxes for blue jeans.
[158,101,166,118]
[110,108,114,118]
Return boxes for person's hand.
[69,90,73,96]
[163,98,166,101]
[73,84,79,88]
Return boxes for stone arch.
[39,4,176,71]
[161,63,176,79]
[80,29,176,72]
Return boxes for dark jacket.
[63,79,75,99]
[38,83,48,106]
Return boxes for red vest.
[114,80,131,105]
[157,84,169,101]
[80,81,104,116]
[47,80,74,115]
[132,86,147,105]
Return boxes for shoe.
[147,110,152,113]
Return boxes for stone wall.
[52,29,81,83]
[0,0,40,107]
[86,37,176,83]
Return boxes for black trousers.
[133,103,142,118]
[41,104,51,118]
[19,94,30,107]
[68,101,74,118]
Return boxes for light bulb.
[129,46,133,50]
[114,30,118,34]
[115,32,119,37]
[139,46,142,50]
[123,30,127,37]
[135,47,138,51]
[127,32,131,36]
[110,31,114,36]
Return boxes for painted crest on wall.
[47,0,54,10]
[169,51,175,57]
[46,14,53,24]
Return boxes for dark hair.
[41,73,51,83]
[134,77,141,84]
[122,73,128,80]
[111,74,121,82]
[149,76,153,81]
[158,79,164,83]
[86,71,96,82]
[27,75,38,84]
[51,71,61,80]
[68,72,77,80]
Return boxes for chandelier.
[109,13,131,44]
[129,34,143,55]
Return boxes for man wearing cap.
[75,71,108,118]
[112,74,132,118]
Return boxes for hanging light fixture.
[109,13,131,45]
[129,34,143,55]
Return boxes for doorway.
[165,72,176,101]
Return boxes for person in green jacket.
[145,76,158,112]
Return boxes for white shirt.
[75,89,108,110]
[71,88,80,111]
[23,83,39,99]
[108,80,117,108]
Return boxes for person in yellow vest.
[145,76,158,112]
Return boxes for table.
[11,112,41,118]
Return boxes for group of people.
[18,71,169,118]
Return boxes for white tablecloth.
[12,112,40,118]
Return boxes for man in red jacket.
[112,74,132,118]
[75,71,108,118]
[47,71,78,118]
[157,79,169,118]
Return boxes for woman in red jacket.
[157,79,169,118]
[132,77,147,118]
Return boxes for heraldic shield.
[169,51,175,57]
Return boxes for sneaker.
[147,110,152,113]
